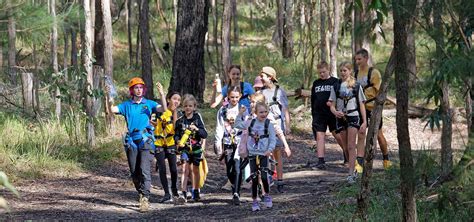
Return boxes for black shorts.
[365,110,383,130]
[312,114,337,134]
[335,116,361,133]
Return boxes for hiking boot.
[263,195,273,208]
[251,200,260,212]
[355,162,363,174]
[383,160,392,170]
[159,193,173,203]
[139,196,149,212]
[314,162,327,170]
[232,193,240,205]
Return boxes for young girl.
[211,64,255,112]
[175,94,208,203]
[328,62,367,183]
[215,86,248,205]
[110,78,166,212]
[153,91,181,203]
[236,102,276,211]
[259,66,291,193]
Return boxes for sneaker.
[176,195,187,205]
[383,160,392,170]
[314,162,327,170]
[221,180,233,191]
[232,193,240,205]
[139,196,149,212]
[251,200,260,211]
[355,162,363,174]
[347,174,357,184]
[263,195,273,208]
[268,175,275,187]
[159,193,173,203]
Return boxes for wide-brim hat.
[253,76,264,88]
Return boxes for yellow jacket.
[356,67,381,111]
[154,110,176,147]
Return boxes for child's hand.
[239,105,246,115]
[264,150,272,157]
[150,120,157,126]
[359,122,367,133]
[156,82,165,95]
[284,146,292,158]
[334,111,345,118]
[189,123,199,131]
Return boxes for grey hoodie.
[235,115,276,156]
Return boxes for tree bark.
[282,0,294,58]
[94,0,105,67]
[329,0,340,76]
[170,0,209,103]
[140,0,154,99]
[212,0,220,72]
[357,50,395,220]
[102,0,115,127]
[71,24,78,69]
[51,0,61,120]
[320,0,328,61]
[21,72,34,112]
[126,0,133,68]
[222,0,232,74]
[84,0,96,147]
[272,0,283,47]
[7,0,17,85]
[352,0,372,66]
[231,0,239,46]
[63,26,69,78]
[393,0,418,220]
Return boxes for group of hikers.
[109,48,391,212]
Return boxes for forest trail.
[1,109,468,220]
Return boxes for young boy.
[310,62,344,169]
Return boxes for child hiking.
[152,91,181,203]
[328,62,367,183]
[259,66,291,193]
[174,94,208,203]
[109,77,166,212]
[215,86,248,205]
[235,102,276,211]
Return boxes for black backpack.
[267,85,282,112]
[248,118,271,139]
[334,79,361,115]
[355,67,374,90]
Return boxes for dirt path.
[1,109,468,220]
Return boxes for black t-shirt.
[311,76,339,116]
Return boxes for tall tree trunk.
[320,0,328,61]
[94,0,105,67]
[7,0,17,85]
[272,0,283,47]
[432,1,453,178]
[329,0,340,76]
[222,0,232,75]
[393,0,418,220]
[102,0,115,127]
[51,0,61,120]
[102,0,113,79]
[169,0,209,103]
[357,51,396,220]
[231,0,239,46]
[21,72,34,112]
[126,0,133,68]
[352,0,372,66]
[63,26,69,78]
[212,0,220,72]
[140,0,154,99]
[0,43,3,71]
[32,44,40,114]
[71,27,78,70]
[282,0,294,58]
[84,0,96,147]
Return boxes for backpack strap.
[268,85,281,107]
[363,67,374,90]
[248,118,257,135]
[262,119,270,139]
[335,79,343,99]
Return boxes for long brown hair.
[226,64,242,86]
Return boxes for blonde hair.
[182,94,197,107]
[251,92,265,103]
[254,102,269,114]
[339,61,356,88]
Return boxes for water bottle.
[178,129,192,147]
[215,74,222,93]
[104,75,118,99]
